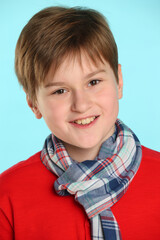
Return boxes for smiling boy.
[32,54,123,162]
[0,6,160,240]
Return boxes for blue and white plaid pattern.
[41,119,142,240]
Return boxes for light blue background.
[0,0,160,173]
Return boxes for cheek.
[41,99,68,125]
[97,87,119,110]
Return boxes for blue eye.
[53,89,67,95]
[88,79,100,86]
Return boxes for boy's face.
[28,53,123,159]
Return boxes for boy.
[0,6,160,240]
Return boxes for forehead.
[44,52,106,83]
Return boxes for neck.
[63,143,102,162]
[62,126,116,162]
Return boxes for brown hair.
[15,6,118,103]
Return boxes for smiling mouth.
[72,116,99,125]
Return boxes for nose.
[71,90,92,113]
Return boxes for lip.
[69,115,100,129]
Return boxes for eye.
[53,89,67,95]
[88,79,100,86]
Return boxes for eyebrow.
[85,69,106,79]
[44,69,106,88]
[44,81,66,88]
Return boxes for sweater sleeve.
[0,176,14,240]
[0,208,14,240]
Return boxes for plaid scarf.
[41,119,142,240]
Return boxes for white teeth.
[74,117,96,125]
[77,120,82,124]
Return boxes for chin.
[75,139,101,149]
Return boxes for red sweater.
[0,146,160,240]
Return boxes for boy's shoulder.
[0,151,52,193]
[142,145,160,161]
[140,146,160,180]
[0,151,41,179]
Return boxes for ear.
[117,64,123,99]
[26,94,42,119]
